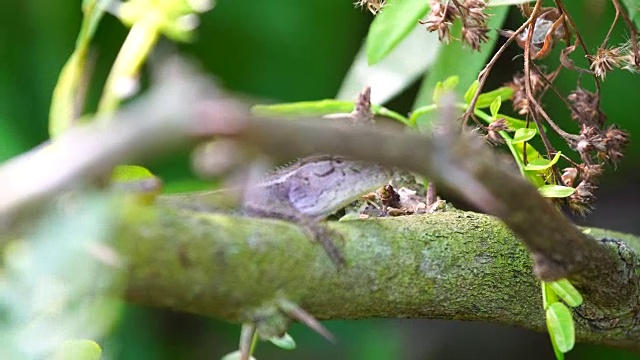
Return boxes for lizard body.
[159,155,394,266]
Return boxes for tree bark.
[117,203,640,349]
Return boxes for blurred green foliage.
[2,0,640,359]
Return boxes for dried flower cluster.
[485,118,508,145]
[507,70,544,115]
[587,40,640,79]
[419,0,490,51]
[559,87,628,214]
[354,0,386,15]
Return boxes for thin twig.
[461,18,534,123]
[554,0,602,97]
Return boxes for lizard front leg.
[243,200,347,268]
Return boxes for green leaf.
[251,100,409,125]
[538,185,576,198]
[338,26,441,104]
[221,350,256,360]
[550,334,566,360]
[548,279,584,308]
[523,152,562,171]
[546,302,576,353]
[411,6,509,130]
[511,128,537,143]
[621,0,640,27]
[268,333,296,350]
[464,80,480,104]
[51,339,102,360]
[111,165,156,183]
[49,0,112,137]
[366,0,431,65]
[111,165,162,197]
[498,114,528,130]
[542,281,559,310]
[253,100,353,117]
[489,96,501,118]
[442,75,459,91]
[474,86,515,109]
[432,81,444,103]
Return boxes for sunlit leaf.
[111,165,162,203]
[49,0,113,137]
[548,279,584,308]
[511,128,537,143]
[490,96,501,118]
[474,86,515,109]
[366,0,431,65]
[498,114,528,130]
[338,26,441,104]
[51,339,102,360]
[538,185,576,198]
[550,335,566,360]
[464,80,479,104]
[269,333,296,350]
[542,281,559,310]
[432,81,444,103]
[221,350,257,360]
[251,100,409,125]
[546,302,576,353]
[442,75,459,91]
[523,152,562,171]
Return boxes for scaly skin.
[159,155,394,266]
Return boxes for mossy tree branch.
[117,203,640,349]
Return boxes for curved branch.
[116,204,640,349]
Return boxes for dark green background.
[1,1,639,359]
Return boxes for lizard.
[158,154,394,267]
[158,87,436,266]
[158,87,387,266]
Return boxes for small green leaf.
[511,128,537,144]
[51,339,102,360]
[538,185,576,198]
[490,96,502,118]
[550,334,566,360]
[523,152,562,171]
[111,165,162,197]
[251,100,409,125]
[366,0,432,65]
[548,279,584,308]
[498,114,528,130]
[112,165,156,182]
[49,0,112,137]
[546,302,576,353]
[253,100,353,117]
[221,350,256,360]
[268,333,296,350]
[474,86,515,108]
[432,81,444,103]
[464,80,480,104]
[542,281,559,310]
[582,228,592,235]
[442,76,459,91]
